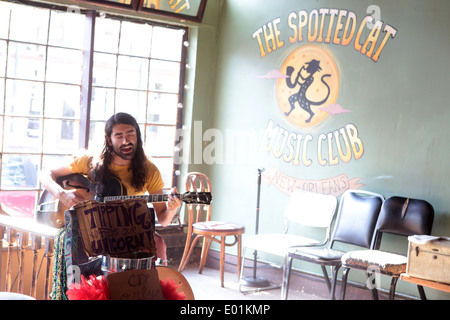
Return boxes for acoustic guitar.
[37,173,212,228]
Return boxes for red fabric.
[66,275,186,300]
[160,279,186,300]
[66,275,110,300]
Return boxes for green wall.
[188,0,450,299]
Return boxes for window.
[74,0,208,22]
[0,1,187,219]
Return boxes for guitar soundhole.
[97,177,126,197]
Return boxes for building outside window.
[0,1,187,220]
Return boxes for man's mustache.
[120,143,134,149]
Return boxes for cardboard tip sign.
[73,198,157,258]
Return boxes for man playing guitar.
[39,112,182,264]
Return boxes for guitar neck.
[51,173,211,205]
[101,193,180,203]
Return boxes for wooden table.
[400,274,450,293]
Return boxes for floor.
[180,258,394,301]
[175,264,421,320]
[182,264,320,300]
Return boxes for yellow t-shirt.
[69,154,165,195]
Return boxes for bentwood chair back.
[178,172,245,288]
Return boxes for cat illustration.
[285,59,331,123]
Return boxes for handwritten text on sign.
[107,269,165,300]
[73,199,156,257]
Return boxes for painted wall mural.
[254,6,397,198]
[252,8,397,61]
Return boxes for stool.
[193,221,245,287]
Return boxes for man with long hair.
[40,112,181,263]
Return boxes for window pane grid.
[91,16,186,188]
[0,1,187,219]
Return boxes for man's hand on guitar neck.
[167,187,182,212]
[153,187,182,227]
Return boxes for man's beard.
[112,143,137,160]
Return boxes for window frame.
[0,0,189,219]
[75,0,208,22]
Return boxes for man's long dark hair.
[91,113,149,192]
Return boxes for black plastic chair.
[282,190,384,300]
[340,196,434,300]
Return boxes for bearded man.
[40,112,181,263]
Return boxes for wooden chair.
[178,172,245,287]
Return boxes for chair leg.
[388,276,399,300]
[417,285,427,300]
[236,235,242,280]
[183,236,205,275]
[370,286,379,300]
[329,265,340,300]
[178,228,193,272]
[281,255,293,300]
[239,247,247,291]
[340,267,350,300]
[179,236,202,273]
[321,265,331,291]
[220,236,226,287]
[198,237,212,274]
